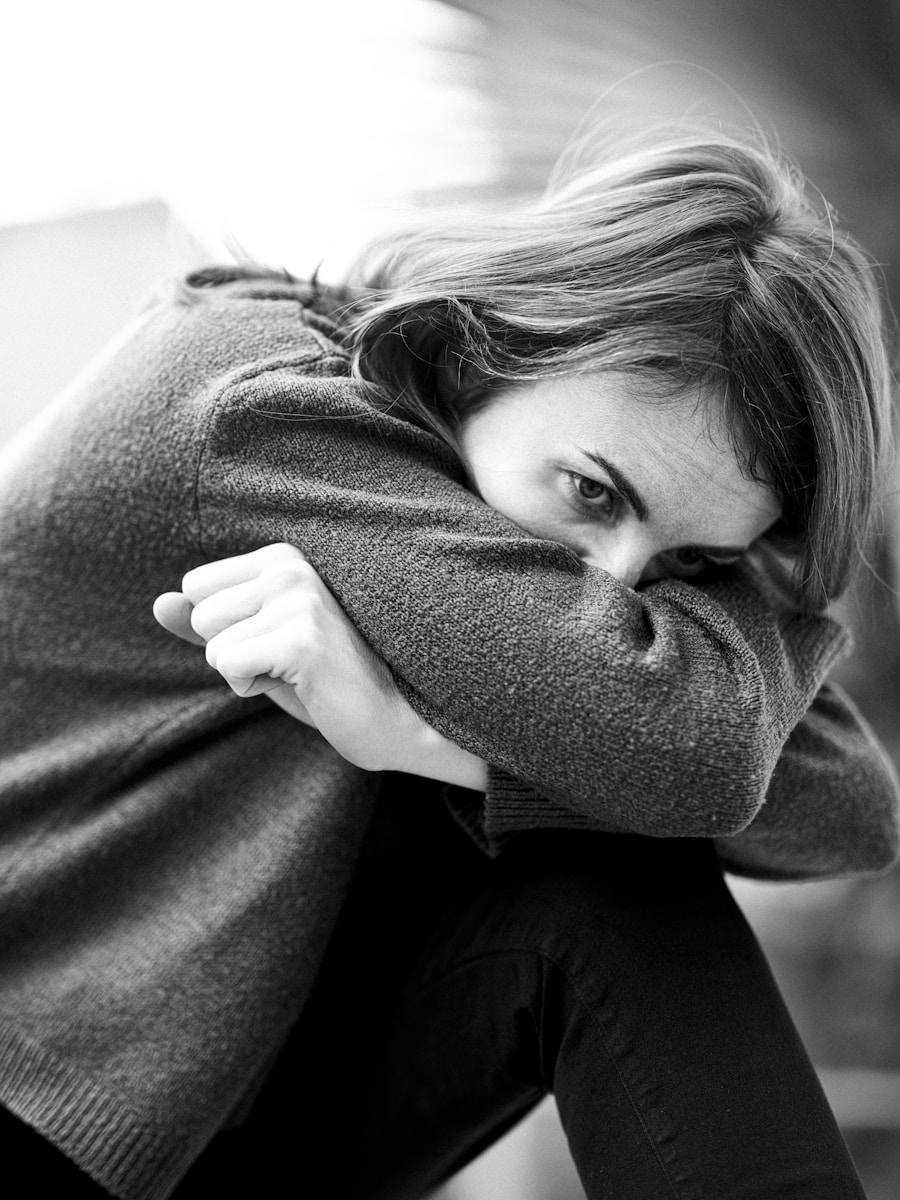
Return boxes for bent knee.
[471,831,728,958]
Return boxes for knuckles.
[268,562,316,591]
[256,542,307,564]
[181,542,310,602]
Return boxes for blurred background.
[3,1,899,1195]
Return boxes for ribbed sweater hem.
[443,782,606,856]
[0,1023,192,1200]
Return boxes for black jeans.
[3,788,867,1199]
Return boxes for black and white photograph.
[2,2,900,1197]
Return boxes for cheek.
[474,471,536,524]
[458,413,564,537]
[469,464,563,540]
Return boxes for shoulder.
[78,264,359,453]
[148,264,349,379]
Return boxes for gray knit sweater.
[1,272,897,1199]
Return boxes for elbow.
[685,790,764,839]
[873,763,900,872]
[848,751,900,874]
[669,717,770,839]
[592,706,770,840]
[855,814,900,875]
[707,800,763,839]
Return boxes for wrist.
[390,704,488,790]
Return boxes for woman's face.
[458,371,781,588]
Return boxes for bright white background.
[1,0,495,270]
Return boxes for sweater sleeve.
[192,355,892,848]
[442,683,900,879]
[714,683,900,879]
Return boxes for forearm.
[444,683,900,875]
[391,716,489,789]
[240,559,898,876]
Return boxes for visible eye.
[674,548,705,569]
[660,547,743,579]
[568,473,619,521]
[653,547,709,579]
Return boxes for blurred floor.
[431,1099,585,1200]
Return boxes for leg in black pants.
[190,795,865,1200]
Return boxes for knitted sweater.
[0,271,897,1199]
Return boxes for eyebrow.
[581,450,649,521]
[580,449,750,557]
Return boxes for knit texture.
[0,272,897,1198]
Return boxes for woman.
[0,132,897,1198]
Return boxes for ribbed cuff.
[0,1024,193,1200]
[443,773,611,858]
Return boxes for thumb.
[153,591,206,646]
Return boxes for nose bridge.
[583,530,649,588]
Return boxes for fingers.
[204,608,312,678]
[153,592,206,646]
[188,561,324,643]
[158,543,332,704]
[213,636,290,692]
[182,543,308,604]
[189,578,269,641]
[207,624,311,699]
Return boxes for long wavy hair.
[336,132,893,612]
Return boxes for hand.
[153,544,488,788]
[153,585,318,727]
[156,543,418,770]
